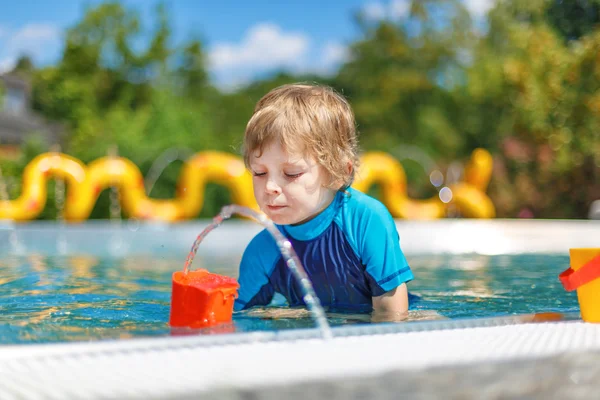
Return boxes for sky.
[0,0,495,89]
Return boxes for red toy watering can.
[169,269,239,328]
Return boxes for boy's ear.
[331,160,354,190]
[346,160,353,176]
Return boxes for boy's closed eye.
[284,172,303,179]
[251,171,304,179]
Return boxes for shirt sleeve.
[356,200,414,296]
[234,229,280,311]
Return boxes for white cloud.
[319,42,350,72]
[0,57,16,74]
[7,24,60,55]
[208,23,311,91]
[208,24,351,90]
[362,0,411,21]
[390,0,411,20]
[0,24,61,72]
[463,0,496,18]
[209,23,309,71]
[362,3,387,20]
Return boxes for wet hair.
[242,83,360,189]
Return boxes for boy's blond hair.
[243,83,360,190]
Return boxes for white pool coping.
[1,317,600,399]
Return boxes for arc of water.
[0,164,25,254]
[183,204,332,340]
[51,144,68,254]
[144,147,195,196]
[107,145,123,223]
[0,165,8,203]
[51,145,66,222]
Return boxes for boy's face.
[249,142,336,225]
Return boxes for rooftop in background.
[0,72,62,157]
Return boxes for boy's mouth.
[266,204,287,211]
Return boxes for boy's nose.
[265,178,282,194]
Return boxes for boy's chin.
[265,212,301,226]
[267,214,294,225]
[269,213,316,226]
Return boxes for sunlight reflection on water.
[0,252,580,344]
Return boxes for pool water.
[0,252,580,345]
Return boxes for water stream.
[0,164,24,254]
[182,204,333,339]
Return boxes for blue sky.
[0,0,494,89]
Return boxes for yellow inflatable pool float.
[0,149,495,221]
[352,148,494,219]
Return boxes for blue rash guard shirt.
[234,188,414,312]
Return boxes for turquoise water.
[0,252,580,344]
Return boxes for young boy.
[234,83,413,321]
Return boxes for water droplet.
[127,217,140,232]
[429,170,444,187]
[439,187,453,203]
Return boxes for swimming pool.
[0,251,580,345]
[0,218,586,345]
[1,219,599,399]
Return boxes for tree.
[12,55,35,75]
[333,0,475,197]
[546,0,600,41]
[27,2,216,218]
[465,0,600,217]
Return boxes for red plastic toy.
[169,269,239,328]
[559,255,600,292]
[559,250,600,323]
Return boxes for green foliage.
[12,56,34,75]
[546,0,600,41]
[3,0,600,219]
[335,0,475,195]
[24,1,217,218]
[465,0,600,217]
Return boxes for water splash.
[145,147,194,196]
[0,163,9,204]
[183,204,332,339]
[392,144,463,217]
[0,164,25,254]
[107,145,125,255]
[51,145,68,255]
[107,145,123,224]
[444,161,464,217]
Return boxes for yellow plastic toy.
[559,248,600,323]
[352,148,495,219]
[0,151,256,221]
[0,148,495,222]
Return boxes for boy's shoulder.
[341,187,393,219]
[335,187,397,241]
[334,188,399,258]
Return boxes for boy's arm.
[234,230,278,311]
[356,202,413,318]
[371,283,409,322]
